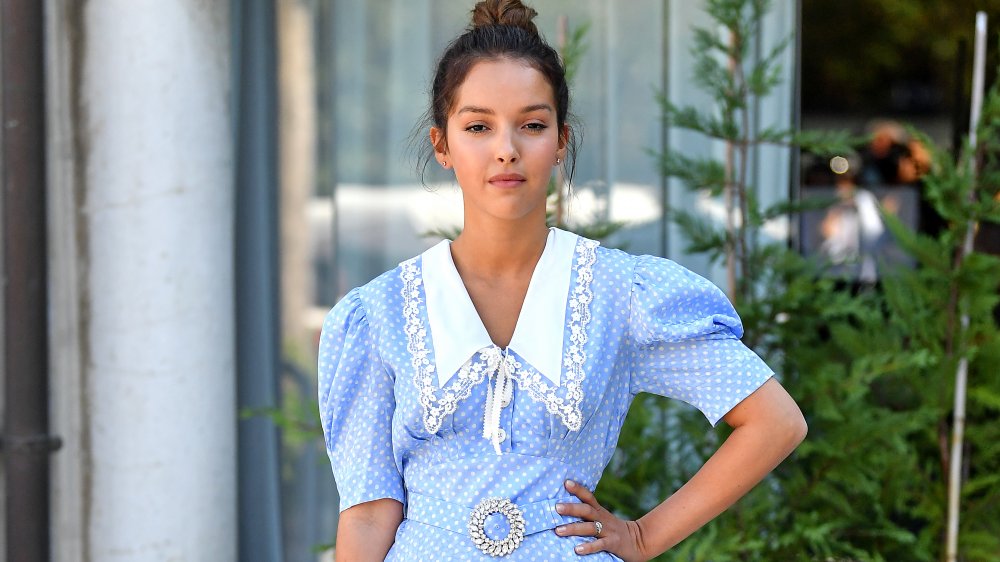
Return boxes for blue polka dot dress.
[318,228,773,561]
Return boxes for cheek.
[444,133,478,159]
[528,136,560,162]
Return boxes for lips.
[488,173,526,188]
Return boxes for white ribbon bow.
[482,348,515,455]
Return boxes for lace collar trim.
[400,232,599,434]
[421,228,577,387]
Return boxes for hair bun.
[471,0,539,36]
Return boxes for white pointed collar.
[420,228,582,387]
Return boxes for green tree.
[597,1,1000,560]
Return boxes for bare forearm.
[636,381,807,557]
[335,499,403,562]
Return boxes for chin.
[495,205,547,222]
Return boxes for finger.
[554,501,597,520]
[564,480,600,509]
[553,521,602,538]
[573,537,612,556]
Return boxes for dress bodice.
[318,228,773,560]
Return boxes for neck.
[450,219,551,279]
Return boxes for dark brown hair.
[416,0,579,185]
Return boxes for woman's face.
[431,58,567,228]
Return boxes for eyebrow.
[456,104,554,116]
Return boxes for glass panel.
[276,1,336,560]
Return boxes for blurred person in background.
[859,119,931,187]
[859,119,911,186]
[819,156,884,284]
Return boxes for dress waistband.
[406,491,580,537]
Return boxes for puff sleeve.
[318,288,404,512]
[627,255,773,426]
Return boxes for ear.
[429,127,450,168]
[556,123,570,161]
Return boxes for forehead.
[450,58,556,114]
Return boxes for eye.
[524,122,548,132]
[465,124,489,134]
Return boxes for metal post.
[233,0,284,559]
[946,12,987,562]
[660,0,671,258]
[1,0,60,560]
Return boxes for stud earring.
[441,160,447,167]
[556,158,561,165]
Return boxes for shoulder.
[626,254,741,340]
[327,250,433,332]
[323,262,399,322]
[585,246,739,339]
[630,254,719,294]
[593,243,638,268]
[590,244,708,292]
[355,264,408,304]
[586,244,639,290]
[581,237,717,299]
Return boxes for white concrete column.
[49,0,236,560]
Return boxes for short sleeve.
[627,255,773,426]
[318,288,404,512]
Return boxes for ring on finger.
[594,520,603,537]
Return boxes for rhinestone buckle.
[468,497,526,557]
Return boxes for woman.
[319,1,806,560]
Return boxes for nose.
[495,129,519,163]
